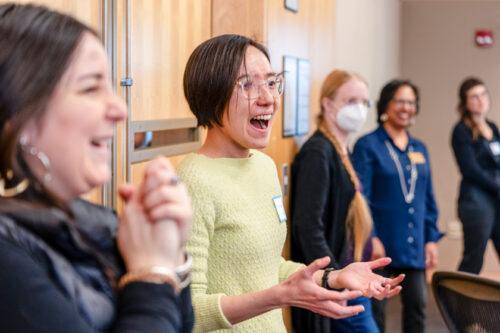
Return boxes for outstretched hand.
[328,257,404,300]
[278,257,365,319]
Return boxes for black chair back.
[432,271,500,333]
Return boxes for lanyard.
[385,140,418,203]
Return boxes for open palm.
[333,257,404,300]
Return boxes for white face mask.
[336,103,368,133]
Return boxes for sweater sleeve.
[0,237,188,333]
[291,147,339,267]
[451,123,500,194]
[184,183,233,332]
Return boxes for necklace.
[384,140,418,203]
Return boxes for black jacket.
[451,120,500,203]
[290,130,355,333]
[0,199,193,332]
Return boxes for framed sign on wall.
[283,56,298,137]
[282,56,310,137]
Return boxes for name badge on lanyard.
[273,195,287,223]
[489,141,500,156]
[408,151,426,164]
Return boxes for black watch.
[322,268,344,291]
[321,268,335,289]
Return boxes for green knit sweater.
[178,151,304,332]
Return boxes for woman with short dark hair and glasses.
[0,3,193,332]
[352,79,443,333]
[178,35,404,332]
[452,77,500,274]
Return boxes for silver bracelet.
[175,253,192,290]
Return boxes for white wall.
[402,0,500,275]
[333,0,401,137]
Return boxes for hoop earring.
[380,113,388,122]
[20,136,52,183]
[0,170,29,197]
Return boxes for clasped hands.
[277,256,404,319]
[117,157,192,272]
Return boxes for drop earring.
[20,135,52,183]
[380,113,388,122]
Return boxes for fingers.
[427,252,437,269]
[118,184,136,202]
[385,286,402,298]
[142,181,186,210]
[387,274,405,287]
[142,157,176,190]
[371,282,391,300]
[314,286,363,303]
[148,203,192,224]
[370,274,405,300]
[367,257,392,270]
[318,302,365,320]
[138,157,192,226]
[304,257,331,276]
[336,289,363,302]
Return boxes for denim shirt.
[352,126,444,269]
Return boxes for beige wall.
[333,0,401,137]
[402,0,500,275]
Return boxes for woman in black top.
[291,69,403,333]
[451,77,500,274]
[0,4,193,332]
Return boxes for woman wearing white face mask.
[291,70,386,332]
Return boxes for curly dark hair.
[376,79,420,124]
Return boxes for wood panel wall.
[125,0,211,195]
[8,0,101,29]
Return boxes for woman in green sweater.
[178,34,404,332]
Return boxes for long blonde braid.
[318,122,373,262]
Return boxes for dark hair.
[183,34,269,128]
[458,76,486,116]
[457,76,487,140]
[376,79,420,124]
[0,3,96,207]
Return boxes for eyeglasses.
[468,91,489,102]
[236,74,284,100]
[392,98,417,108]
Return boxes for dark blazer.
[290,130,355,333]
[451,120,500,204]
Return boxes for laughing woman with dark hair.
[452,77,500,274]
[0,4,193,332]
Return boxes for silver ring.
[169,175,181,186]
